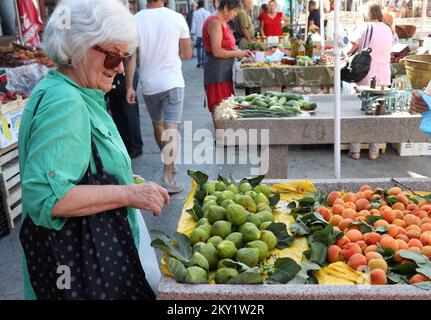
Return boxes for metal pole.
[320,0,325,46]
[334,0,341,179]
[290,0,293,26]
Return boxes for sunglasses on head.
[93,45,131,69]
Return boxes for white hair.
[42,0,138,67]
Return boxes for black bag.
[341,25,373,83]
[19,93,155,300]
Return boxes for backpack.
[341,25,373,83]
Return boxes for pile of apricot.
[317,186,431,285]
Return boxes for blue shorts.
[143,87,184,124]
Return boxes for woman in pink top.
[345,2,393,160]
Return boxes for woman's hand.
[126,182,170,216]
[235,50,252,59]
[410,91,430,113]
[126,87,137,104]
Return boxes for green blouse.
[18,69,140,299]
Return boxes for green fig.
[217,258,235,269]
[207,235,223,249]
[260,230,277,250]
[207,205,226,224]
[185,266,208,284]
[217,190,235,203]
[236,247,259,267]
[256,211,274,223]
[214,268,239,284]
[204,195,218,203]
[239,222,261,243]
[202,200,217,214]
[196,218,209,226]
[246,240,269,262]
[233,193,245,204]
[202,182,216,195]
[255,193,270,205]
[189,252,209,271]
[211,220,232,239]
[239,182,253,194]
[226,203,249,226]
[227,184,239,194]
[220,199,236,210]
[215,181,227,191]
[197,224,212,236]
[198,243,218,271]
[216,240,237,259]
[254,184,271,197]
[256,203,272,212]
[245,191,257,199]
[240,195,257,213]
[246,213,262,228]
[259,221,273,230]
[190,228,210,246]
[225,232,244,249]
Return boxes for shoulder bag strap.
[366,24,374,48]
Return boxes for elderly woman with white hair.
[18,0,169,300]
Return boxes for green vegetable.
[244,93,259,101]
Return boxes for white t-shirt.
[134,8,190,95]
[191,8,211,38]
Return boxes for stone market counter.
[215,95,431,179]
[157,178,431,300]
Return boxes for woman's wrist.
[123,185,133,207]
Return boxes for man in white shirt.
[126,0,192,193]
[191,0,211,67]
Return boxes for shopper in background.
[258,3,268,25]
[234,0,255,49]
[345,1,393,160]
[259,0,289,37]
[308,1,321,33]
[126,0,192,193]
[19,0,169,300]
[383,12,400,44]
[192,0,211,67]
[203,0,251,114]
[187,2,198,32]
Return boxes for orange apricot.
[396,233,410,243]
[418,199,430,207]
[419,231,431,246]
[397,194,410,206]
[393,210,404,220]
[370,269,387,285]
[406,203,419,212]
[360,185,372,192]
[342,242,362,260]
[338,218,354,232]
[354,216,367,223]
[379,205,391,213]
[408,238,423,249]
[333,198,345,206]
[363,232,382,245]
[410,274,429,285]
[332,204,344,216]
[386,224,398,237]
[398,227,407,235]
[347,253,368,271]
[365,251,384,262]
[317,206,331,221]
[374,220,389,229]
[364,245,378,254]
[327,191,342,206]
[420,204,431,213]
[355,191,366,200]
[336,235,351,247]
[388,187,402,196]
[358,210,370,217]
[344,202,357,211]
[355,198,370,211]
[382,208,396,223]
[404,214,421,227]
[327,245,344,263]
[380,236,399,251]
[393,219,407,228]
[392,202,405,211]
[420,223,431,233]
[346,229,363,242]
[395,239,409,250]
[421,217,431,225]
[330,214,343,226]
[356,240,368,252]
[406,225,421,233]
[408,246,422,254]
[343,192,357,203]
[370,209,381,216]
[363,190,373,200]
[368,258,388,272]
[406,230,420,239]
[421,246,431,258]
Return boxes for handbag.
[341,24,373,83]
[19,92,156,300]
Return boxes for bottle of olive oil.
[305,33,313,58]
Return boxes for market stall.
[213,92,431,179]
[153,171,431,299]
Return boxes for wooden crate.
[0,143,21,229]
[341,143,387,154]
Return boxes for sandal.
[348,152,360,160]
[159,180,184,194]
